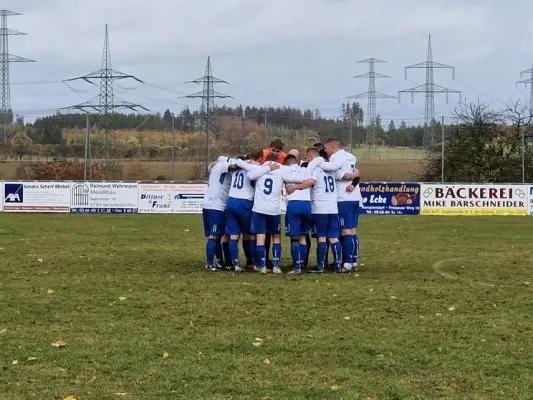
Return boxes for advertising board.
[360,182,420,215]
[71,182,139,213]
[420,184,528,215]
[528,185,533,216]
[2,181,71,212]
[138,182,207,213]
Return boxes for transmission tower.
[399,34,461,148]
[61,25,148,160]
[0,10,35,133]
[517,64,533,116]
[348,58,397,146]
[185,56,232,175]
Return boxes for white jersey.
[203,158,234,211]
[319,149,362,202]
[310,166,338,214]
[285,156,323,202]
[253,163,302,215]
[228,159,270,201]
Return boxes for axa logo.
[4,184,23,202]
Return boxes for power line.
[399,34,461,148]
[517,64,533,115]
[0,9,35,135]
[347,58,397,146]
[184,56,232,175]
[60,24,148,163]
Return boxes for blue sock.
[325,242,330,266]
[230,239,240,267]
[206,238,217,266]
[331,241,342,269]
[291,241,300,269]
[317,242,327,269]
[243,239,253,266]
[256,245,266,268]
[342,235,353,264]
[249,239,257,266]
[304,235,311,267]
[272,243,281,267]
[353,234,359,263]
[214,238,223,265]
[222,241,232,266]
[299,243,308,270]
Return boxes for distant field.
[0,146,424,182]
[1,214,532,399]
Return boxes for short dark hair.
[284,154,297,165]
[249,149,264,161]
[265,152,278,162]
[269,138,284,150]
[306,147,319,156]
[313,142,324,150]
[325,138,340,145]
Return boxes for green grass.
[349,146,424,161]
[1,214,532,399]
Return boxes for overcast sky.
[4,0,533,124]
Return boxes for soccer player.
[246,153,304,274]
[283,153,324,274]
[225,150,279,272]
[320,138,362,271]
[260,139,287,269]
[202,156,238,271]
[287,147,344,273]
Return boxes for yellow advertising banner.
[420,184,528,216]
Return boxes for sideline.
[432,258,496,288]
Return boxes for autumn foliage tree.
[10,132,33,160]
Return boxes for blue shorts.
[311,214,340,239]
[338,201,360,229]
[285,200,312,236]
[250,212,281,234]
[202,208,226,237]
[225,197,253,235]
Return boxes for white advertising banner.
[3,181,71,212]
[138,183,207,213]
[420,184,528,215]
[71,182,139,213]
[0,181,3,212]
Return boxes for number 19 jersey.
[310,167,338,215]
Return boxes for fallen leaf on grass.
[184,229,190,232]
[343,316,351,321]
[330,385,339,391]
[52,340,66,348]
[332,294,338,297]
[12,360,18,365]
[369,289,375,292]
[435,313,442,316]
[57,368,68,378]
[162,352,170,359]
[438,332,447,340]
[119,296,127,301]
[255,337,263,342]
[26,357,37,362]
[263,358,271,364]
[524,282,530,286]
[390,296,397,299]
[252,342,262,347]
[63,396,76,400]
[0,328,6,334]
[37,258,43,263]
[47,289,55,295]
[115,393,127,396]
[447,306,456,311]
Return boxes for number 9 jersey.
[252,164,303,216]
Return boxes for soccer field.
[1,214,532,399]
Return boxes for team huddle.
[201,138,362,274]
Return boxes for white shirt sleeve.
[318,152,343,172]
[311,168,320,182]
[247,164,270,180]
[335,168,346,180]
[306,156,324,173]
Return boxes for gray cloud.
[3,0,533,122]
